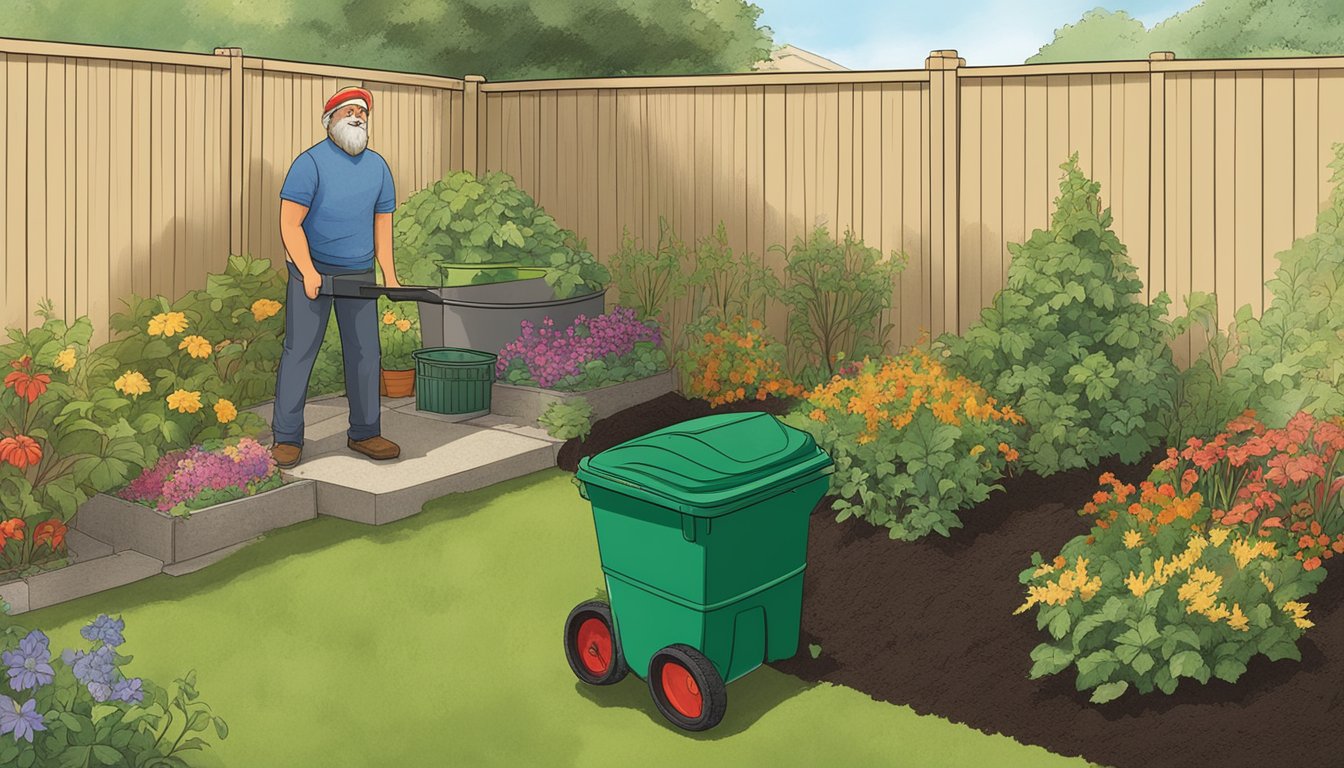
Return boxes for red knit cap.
[323,86,373,118]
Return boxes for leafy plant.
[774,227,905,388]
[1217,144,1344,428]
[678,315,804,407]
[1017,466,1325,703]
[496,308,666,391]
[377,299,421,371]
[0,614,228,766]
[781,346,1024,540]
[393,171,610,299]
[607,218,686,324]
[539,398,594,441]
[1160,291,1244,446]
[939,154,1179,476]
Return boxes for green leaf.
[1029,644,1074,678]
[90,745,122,765]
[1131,651,1155,675]
[1089,680,1129,704]
[90,704,119,725]
[1168,650,1205,679]
[1213,658,1247,683]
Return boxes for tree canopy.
[1030,0,1344,63]
[5,0,775,80]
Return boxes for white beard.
[329,115,369,156]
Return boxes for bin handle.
[681,515,696,542]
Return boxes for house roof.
[752,44,850,72]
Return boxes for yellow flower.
[147,311,188,337]
[214,398,237,424]
[382,311,396,325]
[1227,603,1249,631]
[808,408,827,423]
[1209,527,1230,547]
[1230,537,1264,569]
[166,389,203,414]
[395,319,412,332]
[1259,572,1275,592]
[1123,530,1143,549]
[1283,601,1314,630]
[178,335,213,359]
[251,298,282,322]
[969,444,985,457]
[114,370,151,398]
[1125,571,1154,598]
[1204,603,1231,623]
[53,347,77,372]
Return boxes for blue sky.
[752,1,1200,69]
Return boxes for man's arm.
[374,212,400,288]
[280,200,322,300]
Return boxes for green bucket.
[412,347,497,418]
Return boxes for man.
[270,85,402,469]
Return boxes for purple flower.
[70,645,116,687]
[87,681,112,703]
[80,615,125,648]
[0,696,45,743]
[111,678,143,704]
[2,631,54,692]
[118,438,277,511]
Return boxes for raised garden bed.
[75,479,317,566]
[493,368,678,426]
[559,394,1344,768]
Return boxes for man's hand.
[383,273,402,289]
[301,269,322,300]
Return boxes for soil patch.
[561,395,1344,768]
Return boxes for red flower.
[0,518,24,543]
[32,519,67,551]
[3,367,51,404]
[1181,469,1199,494]
[1304,556,1323,572]
[0,435,42,470]
[1227,411,1262,434]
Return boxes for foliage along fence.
[7,36,1344,363]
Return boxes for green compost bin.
[411,347,497,418]
[574,412,834,687]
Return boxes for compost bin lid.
[578,412,833,515]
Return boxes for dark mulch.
[558,395,1344,768]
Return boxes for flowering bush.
[782,346,1025,540]
[117,437,281,517]
[495,307,667,391]
[378,298,421,370]
[1016,425,1332,703]
[939,154,1179,476]
[0,614,227,765]
[678,315,806,407]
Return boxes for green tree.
[1030,0,1344,63]
[5,0,774,79]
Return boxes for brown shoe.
[347,435,400,461]
[272,442,302,469]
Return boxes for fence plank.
[1234,71,1264,318]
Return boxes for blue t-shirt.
[279,138,396,270]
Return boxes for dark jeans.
[271,260,381,446]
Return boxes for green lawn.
[22,469,1088,767]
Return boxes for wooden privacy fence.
[1,38,465,341]
[6,38,1344,364]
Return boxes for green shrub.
[1159,292,1244,445]
[781,347,1024,540]
[607,217,686,324]
[1217,144,1344,428]
[939,154,1178,476]
[774,227,904,389]
[539,398,594,441]
[1016,461,1325,703]
[393,171,610,299]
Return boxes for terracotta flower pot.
[380,368,415,398]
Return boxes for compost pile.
[559,394,1344,768]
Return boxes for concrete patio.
[249,394,564,525]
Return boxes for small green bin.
[411,347,497,418]
[569,411,833,730]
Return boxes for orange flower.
[4,356,51,403]
[0,434,43,470]
[0,518,25,543]
[32,519,67,550]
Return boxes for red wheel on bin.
[564,600,628,686]
[648,644,727,731]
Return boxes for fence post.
[1148,51,1174,305]
[463,75,486,175]
[214,47,245,258]
[925,49,963,336]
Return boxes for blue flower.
[80,615,125,648]
[86,681,112,703]
[1,631,54,692]
[111,678,143,704]
[0,695,45,744]
[70,645,116,687]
